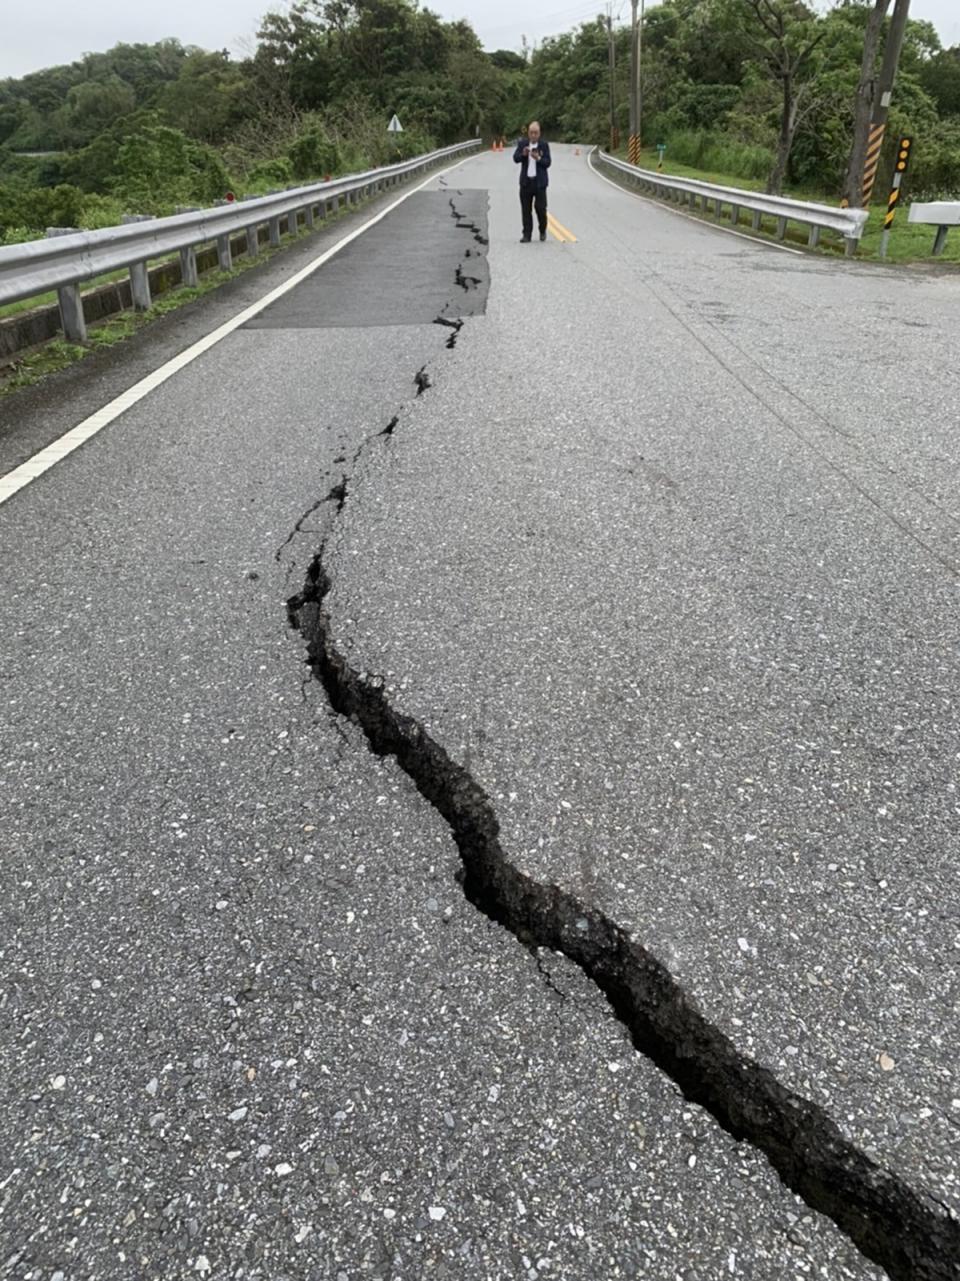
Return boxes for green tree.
[522,19,621,142]
[719,0,832,193]
[63,77,137,145]
[111,124,229,207]
[921,47,960,118]
[158,50,250,142]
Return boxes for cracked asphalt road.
[0,145,952,1279]
[324,151,960,1274]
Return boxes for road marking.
[587,149,804,257]
[0,154,476,509]
[547,213,578,243]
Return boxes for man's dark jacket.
[513,138,551,189]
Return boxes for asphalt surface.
[323,151,960,1267]
[0,142,955,1279]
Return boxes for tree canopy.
[1,0,958,240]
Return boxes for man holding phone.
[514,122,552,243]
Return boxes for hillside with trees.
[523,0,960,197]
[1,0,958,243]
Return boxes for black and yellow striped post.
[879,136,912,258]
[862,122,887,207]
[628,135,641,166]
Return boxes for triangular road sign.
[388,114,403,133]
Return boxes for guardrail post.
[43,228,87,343]
[179,246,199,286]
[216,234,232,272]
[174,207,202,282]
[304,203,315,229]
[58,284,86,342]
[238,196,261,257]
[122,214,154,310]
[751,210,762,231]
[807,225,820,248]
[714,198,724,221]
[287,212,298,237]
[933,225,949,255]
[130,261,151,310]
[775,216,787,241]
[269,216,282,248]
[730,205,740,226]
[45,229,88,343]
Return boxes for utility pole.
[628,0,641,165]
[638,0,644,157]
[607,5,619,153]
[860,0,911,206]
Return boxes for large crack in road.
[283,197,960,1281]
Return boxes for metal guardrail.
[908,200,960,256]
[594,149,869,254]
[0,140,482,341]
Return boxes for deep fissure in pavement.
[287,549,960,1281]
[287,185,954,1278]
[455,266,483,291]
[433,316,464,350]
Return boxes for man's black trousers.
[520,183,547,239]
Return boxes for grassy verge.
[0,197,361,397]
[615,147,960,264]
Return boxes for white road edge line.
[586,148,804,257]
[0,154,475,509]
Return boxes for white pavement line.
[0,155,475,510]
[587,150,805,257]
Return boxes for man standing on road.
[514,122,551,243]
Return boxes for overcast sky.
[2,0,958,80]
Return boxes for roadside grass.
[614,147,960,264]
[0,196,362,397]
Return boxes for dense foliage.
[1,0,958,240]
[522,0,960,197]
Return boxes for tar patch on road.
[245,190,490,330]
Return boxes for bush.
[391,127,436,162]
[111,125,230,209]
[907,120,960,199]
[0,183,86,235]
[247,156,294,188]
[321,97,437,170]
[78,192,128,228]
[665,130,773,182]
[1,225,37,245]
[287,125,342,179]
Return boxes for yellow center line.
[547,212,578,244]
